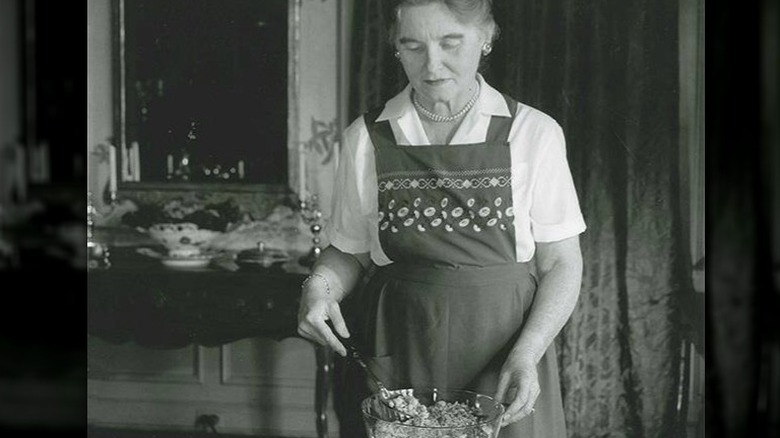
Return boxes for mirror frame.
[111,0,301,193]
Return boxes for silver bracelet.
[302,273,338,295]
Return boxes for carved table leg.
[315,343,334,438]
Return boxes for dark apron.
[351,95,566,437]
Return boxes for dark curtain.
[344,1,689,437]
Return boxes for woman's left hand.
[494,355,541,426]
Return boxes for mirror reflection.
[115,0,292,185]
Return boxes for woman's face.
[395,3,488,106]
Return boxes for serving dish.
[361,388,505,438]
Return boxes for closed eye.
[398,37,425,52]
[441,34,463,50]
[441,39,462,50]
[401,42,424,52]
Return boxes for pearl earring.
[394,51,401,59]
[481,43,492,55]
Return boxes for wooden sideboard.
[87,249,335,437]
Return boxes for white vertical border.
[115,0,127,182]
[678,0,705,436]
[679,0,705,279]
[289,0,302,195]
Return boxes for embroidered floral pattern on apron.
[378,192,515,233]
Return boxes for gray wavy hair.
[387,0,500,45]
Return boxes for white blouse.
[326,74,586,265]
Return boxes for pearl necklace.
[412,84,480,123]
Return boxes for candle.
[109,144,117,196]
[298,144,307,199]
[131,141,141,181]
[238,160,245,179]
[120,143,127,181]
[167,154,174,176]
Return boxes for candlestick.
[87,191,111,270]
[298,193,323,268]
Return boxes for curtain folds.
[347,1,687,436]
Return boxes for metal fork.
[326,321,414,421]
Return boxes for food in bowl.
[362,389,504,438]
[386,391,429,419]
[147,222,221,257]
[393,398,484,427]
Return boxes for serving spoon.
[326,320,418,421]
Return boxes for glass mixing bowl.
[361,388,505,438]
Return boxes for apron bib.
[370,98,518,268]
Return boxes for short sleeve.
[529,124,587,242]
[325,119,374,254]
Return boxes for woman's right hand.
[297,281,351,357]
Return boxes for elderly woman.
[297,0,585,436]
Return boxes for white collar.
[375,73,512,122]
